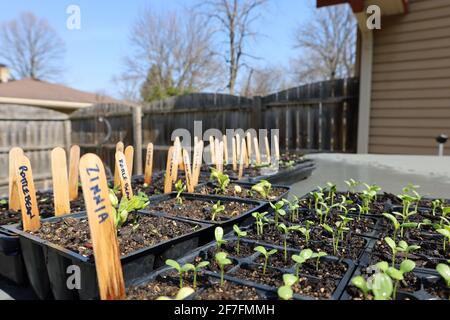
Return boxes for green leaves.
[436,263,450,287]
[165,259,181,271]
[215,251,232,286]
[113,192,150,228]
[175,179,186,204]
[384,237,396,251]
[277,274,298,300]
[351,276,369,298]
[157,287,195,300]
[254,245,277,275]
[233,224,247,238]
[211,201,225,221]
[210,168,230,193]
[251,180,272,199]
[292,249,313,265]
[215,226,227,249]
[371,273,393,300]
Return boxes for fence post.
[133,106,143,175]
[251,96,262,130]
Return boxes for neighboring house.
[318,0,450,155]
[0,65,119,113]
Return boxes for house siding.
[369,0,450,155]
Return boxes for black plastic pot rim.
[3,210,211,265]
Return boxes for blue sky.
[0,0,314,97]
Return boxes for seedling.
[252,211,269,235]
[210,168,230,193]
[351,272,393,300]
[277,223,301,262]
[326,182,337,206]
[175,179,186,204]
[382,213,400,241]
[351,276,370,299]
[254,246,277,275]
[233,184,242,195]
[357,184,380,219]
[292,249,313,278]
[233,224,247,255]
[322,224,339,255]
[386,259,416,299]
[344,178,360,195]
[215,252,232,286]
[436,263,450,299]
[311,190,324,212]
[336,215,353,241]
[157,287,195,300]
[431,199,442,216]
[384,237,420,266]
[251,180,272,199]
[310,250,326,272]
[113,191,149,228]
[165,259,194,288]
[277,274,298,300]
[436,228,450,252]
[215,226,227,249]
[211,200,225,221]
[284,196,300,222]
[187,261,210,289]
[270,200,286,224]
[298,220,314,245]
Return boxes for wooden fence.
[0,105,71,195]
[70,78,359,173]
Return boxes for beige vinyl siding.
[369,0,450,155]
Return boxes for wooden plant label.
[114,142,124,187]
[253,136,261,165]
[68,145,81,201]
[9,147,24,211]
[246,132,252,164]
[238,139,246,180]
[15,155,40,232]
[144,143,154,185]
[216,141,224,173]
[222,134,228,165]
[274,134,280,161]
[51,147,71,216]
[264,135,271,164]
[182,149,194,192]
[115,151,133,200]
[171,140,180,183]
[243,139,249,168]
[79,154,125,300]
[232,136,237,171]
[124,145,134,177]
[192,141,203,187]
[209,136,215,165]
[236,134,241,161]
[164,147,175,193]
[175,137,184,171]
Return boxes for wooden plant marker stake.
[182,149,194,192]
[236,134,241,161]
[274,134,280,161]
[238,139,246,180]
[192,141,203,187]
[144,143,154,185]
[79,154,125,300]
[115,151,133,200]
[124,145,134,177]
[243,139,249,168]
[253,136,261,165]
[9,147,24,211]
[15,155,40,232]
[232,136,237,171]
[164,147,175,193]
[175,137,184,171]
[171,140,180,183]
[51,147,71,216]
[209,136,215,165]
[216,141,224,173]
[246,132,252,165]
[264,135,271,164]
[194,136,199,147]
[114,142,124,187]
[68,145,81,201]
[223,134,228,165]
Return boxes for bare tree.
[240,66,291,97]
[117,8,222,102]
[0,12,65,80]
[292,5,356,83]
[201,0,267,95]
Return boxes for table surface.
[2,155,450,300]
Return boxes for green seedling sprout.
[384,237,420,266]
[215,252,232,286]
[432,199,442,216]
[386,259,416,300]
[270,200,286,224]
[311,190,324,212]
[187,261,210,290]
[215,226,227,249]
[382,213,400,241]
[165,259,194,288]
[311,251,327,272]
[252,211,269,235]
[298,220,314,246]
[344,178,360,195]
[211,200,225,221]
[210,168,230,193]
[326,182,337,206]
[254,246,277,275]
[336,215,353,241]
[337,195,355,217]
[233,224,247,255]
[439,207,450,228]
[436,263,450,299]
[351,276,370,299]
[277,223,301,263]
[251,180,272,199]
[112,191,150,228]
[322,224,338,255]
[175,179,186,205]
[292,249,313,278]
[436,228,450,252]
[233,184,242,195]
[352,272,393,300]
[157,287,195,300]
[284,196,300,222]
[277,274,298,300]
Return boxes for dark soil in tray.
[292,276,336,299]
[196,183,286,201]
[29,213,200,257]
[232,264,283,288]
[221,240,256,258]
[148,197,256,222]
[0,190,86,226]
[424,279,449,300]
[196,280,262,300]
